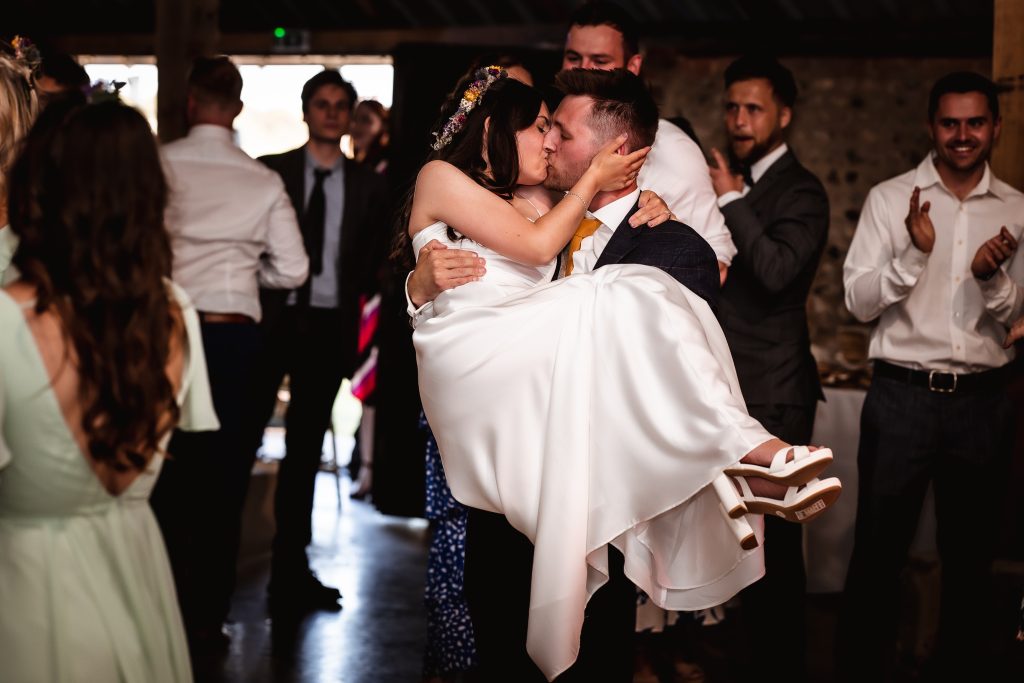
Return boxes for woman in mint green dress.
[0,101,217,682]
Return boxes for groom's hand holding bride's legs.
[408,239,487,308]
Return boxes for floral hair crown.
[431,65,507,151]
[3,36,41,89]
[9,36,42,72]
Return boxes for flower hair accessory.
[10,36,42,72]
[431,65,507,151]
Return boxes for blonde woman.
[0,44,37,283]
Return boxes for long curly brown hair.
[7,101,181,472]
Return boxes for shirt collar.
[304,147,346,174]
[187,123,235,144]
[750,143,788,184]
[591,188,642,231]
[915,153,1002,201]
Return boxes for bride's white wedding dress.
[412,221,772,680]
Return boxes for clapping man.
[839,72,1024,681]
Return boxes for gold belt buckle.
[927,370,957,393]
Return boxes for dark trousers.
[152,321,263,632]
[836,375,1012,681]
[464,508,636,683]
[246,306,349,579]
[738,402,815,683]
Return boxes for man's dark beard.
[728,131,782,171]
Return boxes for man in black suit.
[250,70,387,611]
[708,54,829,683]
[409,69,720,683]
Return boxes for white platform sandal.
[712,474,758,550]
[732,475,842,524]
[724,445,833,487]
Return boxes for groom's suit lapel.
[593,200,642,270]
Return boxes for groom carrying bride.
[463,68,722,683]
[411,69,722,683]
[411,68,737,682]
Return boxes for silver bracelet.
[564,191,587,208]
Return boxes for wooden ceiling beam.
[50,19,990,59]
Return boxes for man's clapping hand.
[971,226,1017,281]
[904,187,935,253]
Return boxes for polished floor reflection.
[189,465,1023,683]
[193,470,429,683]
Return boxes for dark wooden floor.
[193,471,429,683]
[190,469,1023,683]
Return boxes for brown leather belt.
[198,311,255,325]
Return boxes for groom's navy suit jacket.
[593,199,720,308]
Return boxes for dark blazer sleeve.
[662,232,721,309]
[720,175,829,294]
[623,222,721,309]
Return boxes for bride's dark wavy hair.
[391,69,544,265]
[7,101,181,473]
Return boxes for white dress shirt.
[571,188,641,275]
[303,151,345,309]
[162,124,309,322]
[640,119,737,265]
[716,143,790,208]
[843,154,1024,372]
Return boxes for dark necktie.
[303,167,332,276]
[740,164,754,188]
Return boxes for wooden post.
[993,0,1024,190]
[155,0,219,143]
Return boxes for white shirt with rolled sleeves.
[641,119,737,265]
[843,154,1024,373]
[162,124,309,322]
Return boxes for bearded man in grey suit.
[708,54,829,683]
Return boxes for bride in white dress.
[405,66,841,680]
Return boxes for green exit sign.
[271,27,310,53]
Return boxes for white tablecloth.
[804,386,937,593]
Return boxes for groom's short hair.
[554,68,658,153]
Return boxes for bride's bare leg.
[740,438,790,467]
[739,475,788,500]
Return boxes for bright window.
[81,58,393,159]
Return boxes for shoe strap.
[734,475,754,498]
[770,444,809,471]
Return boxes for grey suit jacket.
[718,150,828,408]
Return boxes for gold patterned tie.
[565,217,602,276]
